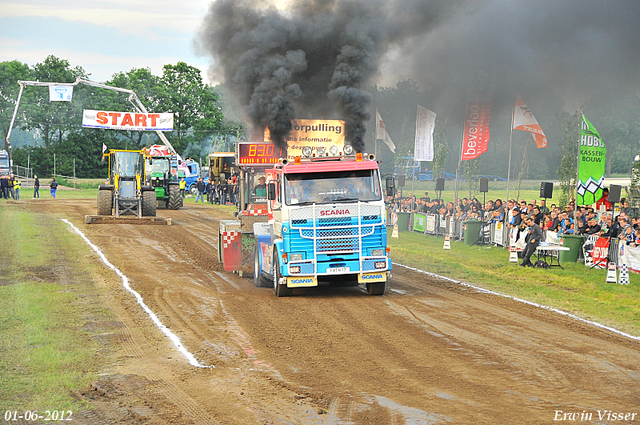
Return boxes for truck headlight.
[371,249,384,257]
[343,144,354,155]
[329,145,339,156]
[374,261,386,269]
[290,253,303,261]
[290,266,301,274]
[316,146,326,156]
[302,146,312,157]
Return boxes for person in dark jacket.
[50,178,58,198]
[195,178,205,203]
[520,216,543,267]
[33,175,40,198]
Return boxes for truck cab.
[255,150,392,296]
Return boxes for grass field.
[389,229,640,336]
[0,205,110,410]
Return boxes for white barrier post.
[618,243,630,285]
[606,261,618,284]
[443,235,451,250]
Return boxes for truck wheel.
[168,185,182,210]
[97,189,113,215]
[141,190,157,217]
[189,184,198,196]
[254,243,268,287]
[366,281,387,296]
[273,255,293,297]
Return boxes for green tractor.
[145,154,183,209]
[97,149,156,217]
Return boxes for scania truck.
[253,145,394,296]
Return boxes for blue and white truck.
[0,149,11,177]
[253,146,394,296]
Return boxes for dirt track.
[13,199,640,424]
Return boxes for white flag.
[414,105,436,161]
[376,109,396,153]
[49,85,73,102]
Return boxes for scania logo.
[362,274,383,280]
[320,209,351,216]
[292,278,313,284]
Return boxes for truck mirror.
[267,182,276,200]
[386,176,395,197]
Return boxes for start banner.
[82,109,174,131]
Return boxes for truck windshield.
[0,154,9,177]
[285,169,382,205]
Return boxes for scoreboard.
[237,143,283,165]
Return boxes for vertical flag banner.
[577,114,606,205]
[415,105,436,161]
[49,85,73,102]
[376,109,396,153]
[461,100,492,160]
[513,94,547,148]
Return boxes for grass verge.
[389,229,640,336]
[0,204,108,411]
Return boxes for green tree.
[159,62,224,157]
[22,55,89,150]
[556,110,580,209]
[0,60,33,146]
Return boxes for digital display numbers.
[238,143,282,165]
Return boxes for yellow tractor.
[97,149,156,217]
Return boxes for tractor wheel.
[97,189,113,215]
[366,281,387,296]
[273,254,293,297]
[142,190,157,217]
[168,185,182,210]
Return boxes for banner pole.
[506,95,515,204]
[575,111,582,222]
[455,107,465,203]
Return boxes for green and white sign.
[577,114,606,205]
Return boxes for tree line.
[1,56,639,184]
[0,55,244,179]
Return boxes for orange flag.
[513,94,547,148]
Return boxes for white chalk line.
[61,219,213,368]
[395,262,640,343]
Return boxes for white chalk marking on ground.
[62,219,213,368]
[396,262,640,343]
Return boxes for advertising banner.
[49,85,73,102]
[577,114,606,205]
[414,105,436,161]
[265,119,345,161]
[82,109,174,131]
[461,100,492,161]
[413,213,426,233]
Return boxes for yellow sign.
[264,119,345,161]
[287,276,318,287]
[358,272,387,283]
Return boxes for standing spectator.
[206,180,214,203]
[50,178,58,198]
[8,175,15,199]
[33,175,40,198]
[596,188,612,211]
[539,199,550,214]
[179,177,186,198]
[195,177,205,203]
[0,176,7,199]
[13,177,20,200]
[521,216,543,267]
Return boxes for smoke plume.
[199,0,640,152]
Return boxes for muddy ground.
[9,199,640,424]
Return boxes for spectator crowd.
[386,189,640,247]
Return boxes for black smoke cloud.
[198,0,469,151]
[199,0,640,150]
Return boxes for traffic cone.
[606,261,618,283]
[391,224,399,239]
[443,235,451,250]
[509,246,518,263]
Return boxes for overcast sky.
[0,0,216,83]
